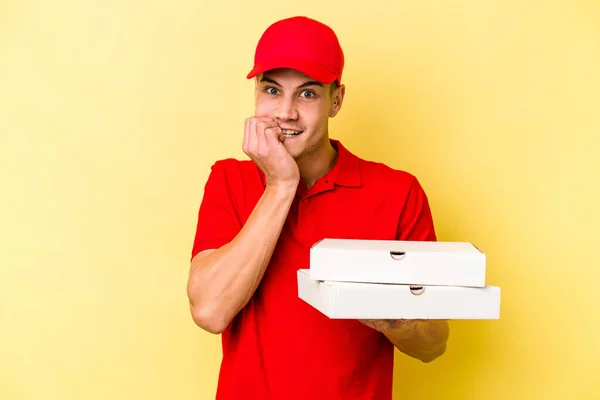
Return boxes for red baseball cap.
[246,16,345,86]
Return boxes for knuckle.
[257,149,268,159]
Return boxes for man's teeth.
[282,129,302,137]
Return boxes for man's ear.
[329,84,346,118]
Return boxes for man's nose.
[274,96,299,121]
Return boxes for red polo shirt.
[191,139,436,400]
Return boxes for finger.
[264,126,283,145]
[243,118,251,154]
[255,120,269,158]
[255,116,278,127]
[256,119,279,136]
[248,118,259,156]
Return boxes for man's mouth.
[281,129,303,138]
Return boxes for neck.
[296,138,338,188]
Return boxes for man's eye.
[266,87,279,94]
[300,90,315,98]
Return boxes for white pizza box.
[309,238,487,288]
[297,269,500,320]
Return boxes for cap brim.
[246,55,336,84]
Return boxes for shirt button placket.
[298,197,311,241]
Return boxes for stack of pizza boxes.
[297,239,501,320]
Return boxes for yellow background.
[1,0,599,399]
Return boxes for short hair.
[329,81,339,96]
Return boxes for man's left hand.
[359,319,419,333]
[358,318,449,363]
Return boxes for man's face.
[254,68,341,160]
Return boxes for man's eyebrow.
[260,76,324,89]
[297,81,324,89]
[260,77,281,86]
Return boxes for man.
[187,16,450,400]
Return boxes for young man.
[187,16,450,400]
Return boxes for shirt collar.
[257,139,362,188]
[327,139,362,187]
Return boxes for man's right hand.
[189,118,300,334]
[243,117,300,189]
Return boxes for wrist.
[265,181,298,198]
[266,178,298,191]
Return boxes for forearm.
[187,184,296,333]
[382,320,450,363]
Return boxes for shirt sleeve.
[190,160,242,259]
[397,177,437,242]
